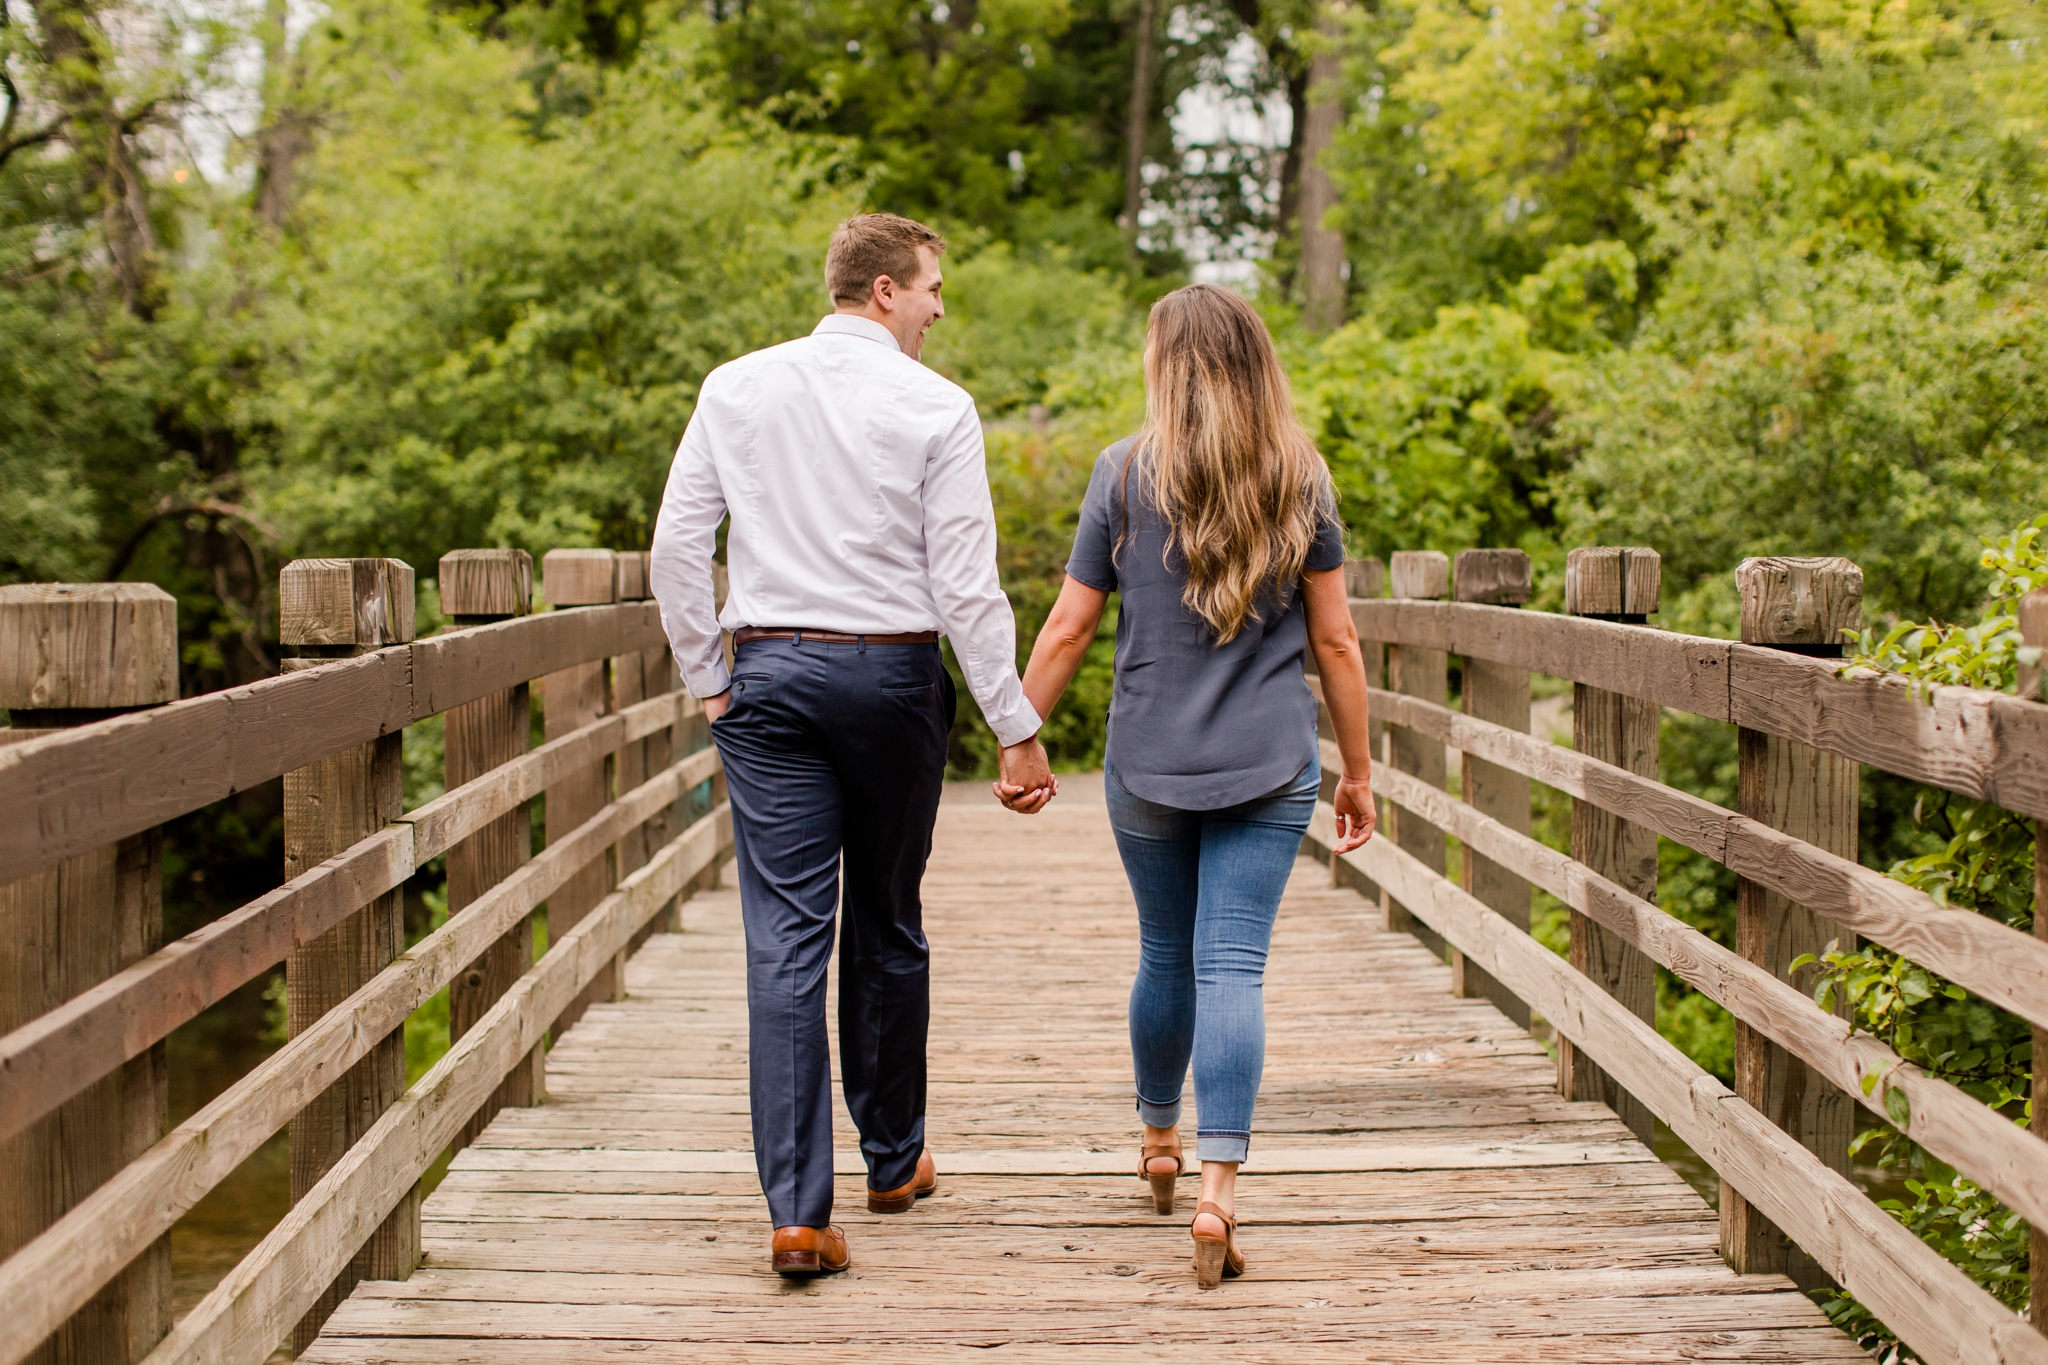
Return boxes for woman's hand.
[1332,775,1376,854]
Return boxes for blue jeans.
[1106,758,1319,1164]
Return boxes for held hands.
[994,736,1057,814]
[1332,774,1377,854]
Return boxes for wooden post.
[611,552,659,989]
[1385,551,1449,958]
[440,549,541,1149]
[2024,588,2048,1335]
[1329,557,1386,896]
[541,549,617,1031]
[1451,549,1532,1027]
[280,557,420,1353]
[0,584,175,1365]
[1722,555,1862,1286]
[1559,546,1660,1146]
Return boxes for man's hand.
[993,736,1056,814]
[1333,775,1377,854]
[702,689,732,723]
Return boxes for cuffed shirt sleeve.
[923,400,1042,748]
[649,404,731,699]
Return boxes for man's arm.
[922,400,1051,800]
[648,408,730,705]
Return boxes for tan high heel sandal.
[1190,1200,1245,1289]
[1138,1141,1184,1215]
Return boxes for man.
[649,213,1055,1277]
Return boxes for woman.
[1000,284,1377,1288]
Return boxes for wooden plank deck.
[305,774,1864,1363]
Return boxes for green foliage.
[923,242,1142,415]
[1846,516,2048,694]
[251,18,854,568]
[1794,517,2044,1356]
[1299,303,1565,563]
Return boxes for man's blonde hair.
[826,213,947,305]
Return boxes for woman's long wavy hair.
[1121,283,1332,644]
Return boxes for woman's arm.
[1020,574,1110,728]
[1303,566,1377,854]
[995,575,1109,813]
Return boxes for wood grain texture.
[1563,678,1657,1144]
[1451,549,1531,605]
[1735,558,1863,651]
[282,710,415,1349]
[1389,550,1449,602]
[1347,745,2048,1246]
[1564,547,1660,617]
[437,551,531,619]
[444,549,538,1148]
[541,550,617,608]
[1363,684,2048,1033]
[0,602,174,1365]
[1725,559,1860,1285]
[1,602,668,881]
[0,747,721,1365]
[0,694,696,1148]
[2031,598,2048,1337]
[1453,604,1532,1026]
[280,560,415,650]
[1309,807,2048,1365]
[148,805,732,1365]
[0,583,178,711]
[295,777,1853,1365]
[1342,556,1384,600]
[1385,627,1447,953]
[544,654,613,1030]
[1344,599,2048,820]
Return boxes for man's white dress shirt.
[649,314,1042,748]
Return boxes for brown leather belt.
[732,627,939,646]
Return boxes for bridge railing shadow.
[1301,547,2048,1365]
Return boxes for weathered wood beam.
[0,747,721,1365]
[1,583,176,1365]
[0,603,669,880]
[1309,806,2048,1365]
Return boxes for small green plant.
[1801,516,2045,1359]
[1844,515,2048,696]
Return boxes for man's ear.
[871,274,896,313]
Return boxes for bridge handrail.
[1351,597,2048,821]
[1310,547,2048,1365]
[0,601,670,879]
[0,548,733,1365]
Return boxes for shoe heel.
[1191,1237,1227,1290]
[1148,1170,1177,1215]
[773,1249,821,1275]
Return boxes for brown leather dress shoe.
[866,1150,938,1213]
[770,1224,850,1276]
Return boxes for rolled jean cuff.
[1196,1132,1249,1164]
[1136,1094,1182,1129]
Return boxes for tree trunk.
[31,0,157,318]
[1121,0,1159,231]
[253,0,309,228]
[1297,5,1347,331]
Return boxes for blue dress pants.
[711,637,955,1228]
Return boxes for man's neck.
[836,304,911,355]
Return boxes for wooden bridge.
[4,544,2048,1365]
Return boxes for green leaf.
[1885,1084,1913,1130]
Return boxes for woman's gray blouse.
[1065,438,1346,811]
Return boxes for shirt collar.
[812,314,902,353]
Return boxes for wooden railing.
[1304,546,2048,1365]
[0,547,732,1365]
